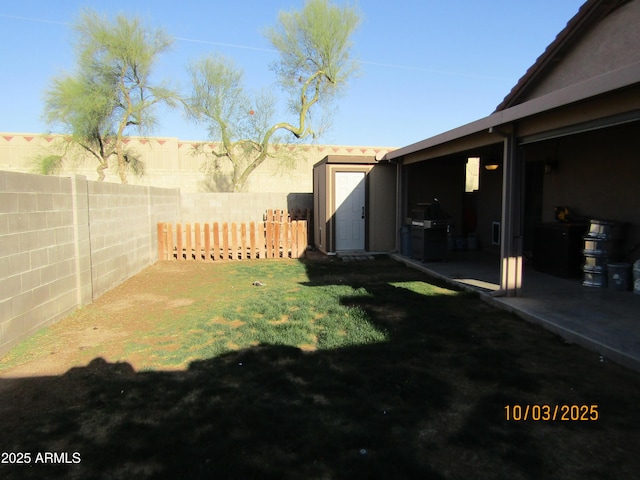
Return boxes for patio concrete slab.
[391,252,640,372]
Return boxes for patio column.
[498,128,524,296]
[395,160,406,253]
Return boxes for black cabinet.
[411,226,448,262]
[533,223,588,277]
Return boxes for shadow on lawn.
[1,258,639,479]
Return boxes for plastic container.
[607,263,632,291]
[400,225,411,256]
[634,260,640,295]
[467,233,478,251]
[583,237,620,257]
[583,265,607,288]
[447,233,455,252]
[581,220,622,287]
[587,219,624,240]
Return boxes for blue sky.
[0,1,585,147]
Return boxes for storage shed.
[313,155,396,254]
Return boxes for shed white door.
[335,171,365,251]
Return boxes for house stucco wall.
[523,0,640,101]
[523,121,640,262]
[476,163,503,253]
[406,159,466,239]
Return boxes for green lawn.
[1,257,639,480]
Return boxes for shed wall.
[368,163,397,252]
[313,162,328,253]
[313,157,397,254]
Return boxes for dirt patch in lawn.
[210,317,246,329]
[1,258,640,480]
[0,262,207,378]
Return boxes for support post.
[499,128,524,297]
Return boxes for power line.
[0,13,507,81]
[174,36,276,54]
[357,60,509,81]
[0,13,70,26]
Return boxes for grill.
[410,201,453,262]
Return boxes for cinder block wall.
[0,171,181,356]
[150,185,181,249]
[87,182,181,298]
[179,192,313,223]
[0,169,315,357]
[1,172,86,355]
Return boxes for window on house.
[465,157,480,192]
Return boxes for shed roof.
[313,155,378,167]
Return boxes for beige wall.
[524,0,640,101]
[367,162,398,252]
[181,192,312,224]
[0,133,394,194]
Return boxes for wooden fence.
[264,207,310,222]
[264,207,312,240]
[157,219,308,261]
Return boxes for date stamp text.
[504,404,599,421]
[1,452,81,464]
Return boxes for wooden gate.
[157,220,307,261]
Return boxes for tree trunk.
[97,160,108,182]
[235,150,270,191]
[118,159,128,184]
[115,139,128,184]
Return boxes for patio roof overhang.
[387,60,640,297]
[383,60,640,164]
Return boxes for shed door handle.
[362,206,365,219]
